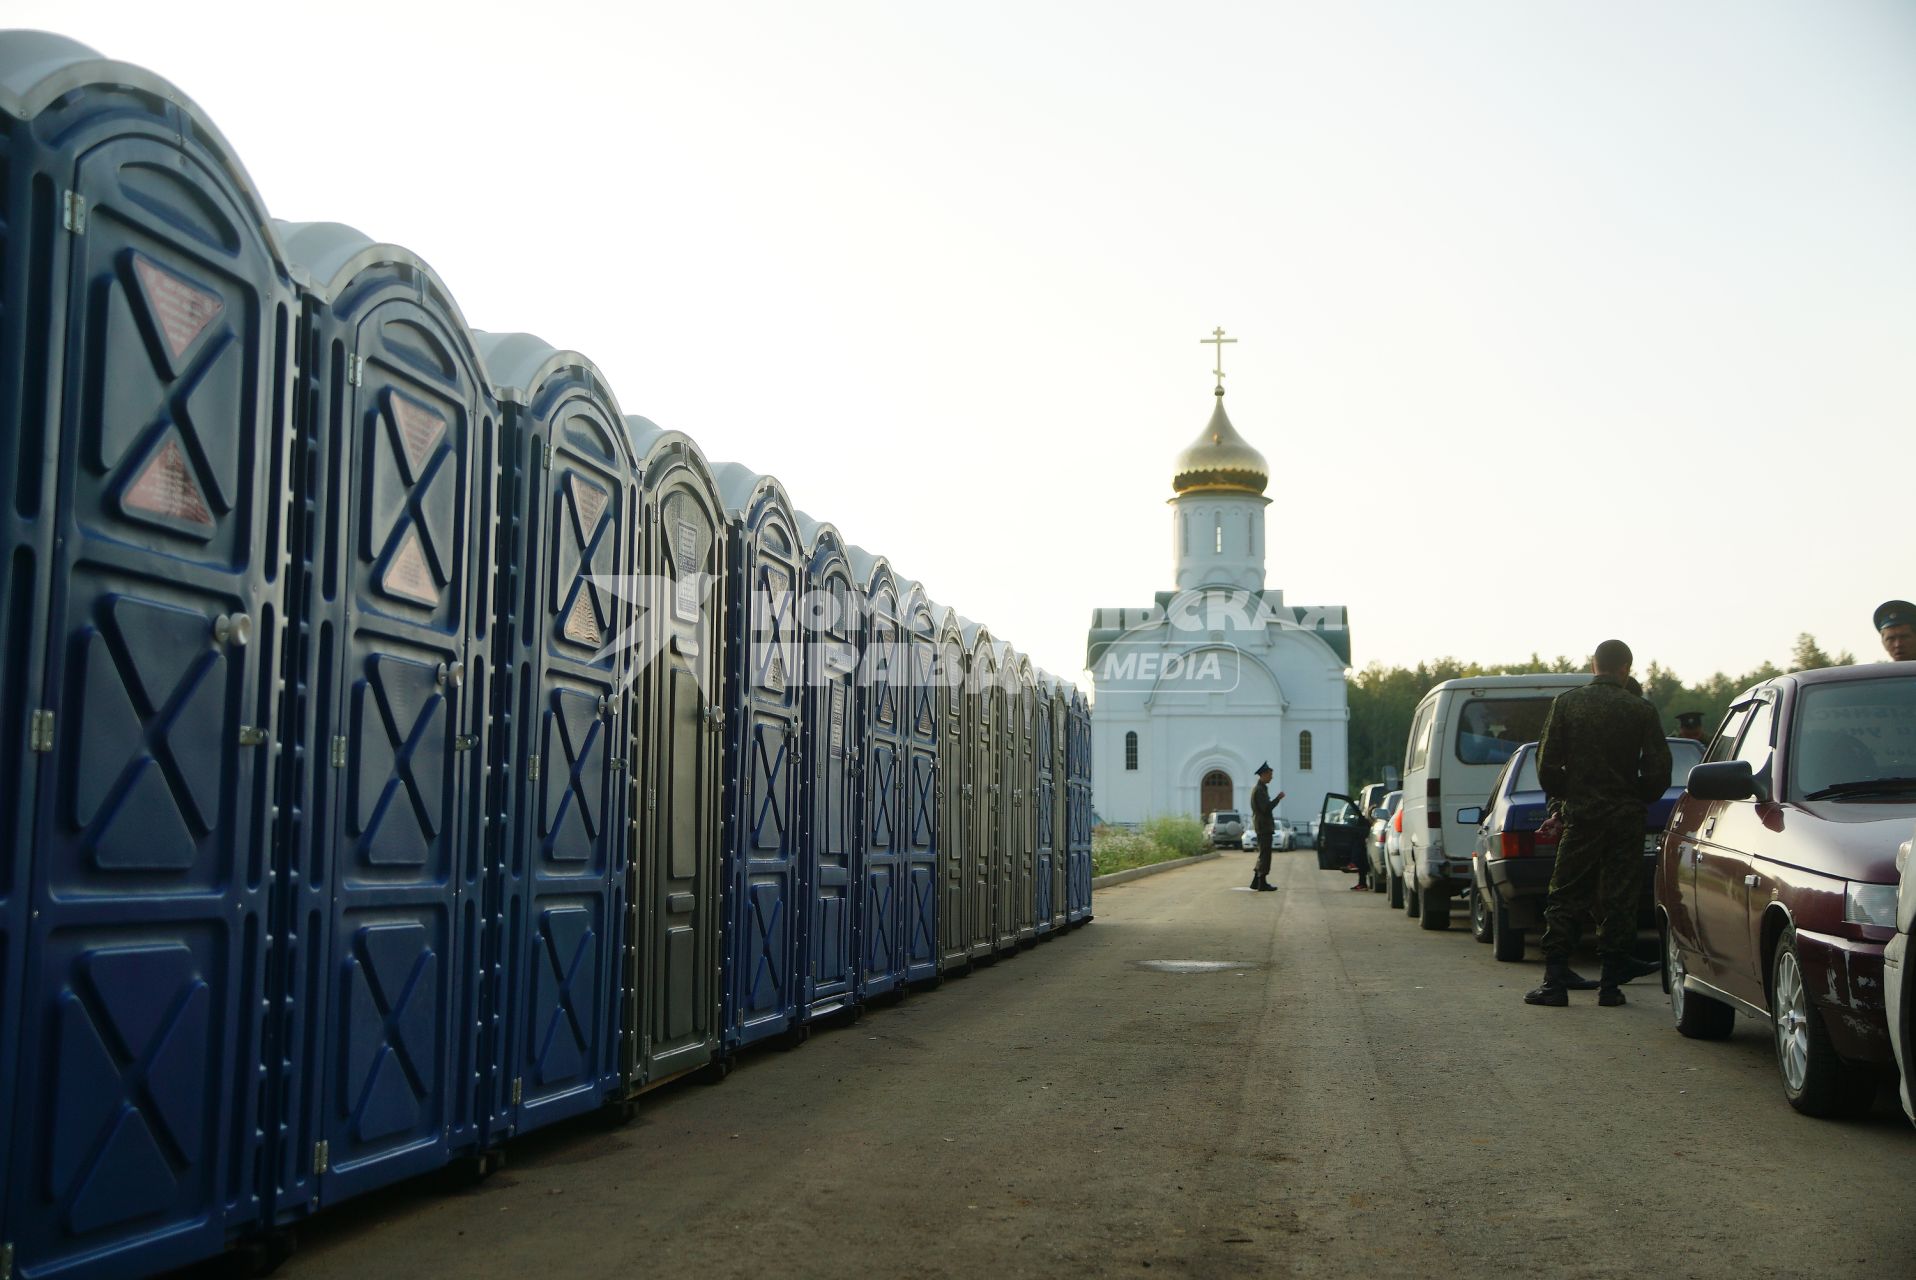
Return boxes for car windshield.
[1455,698,1556,766]
[1790,676,1916,800]
[1510,738,1701,793]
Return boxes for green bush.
[1092,814,1214,876]
[1142,814,1209,859]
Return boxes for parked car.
[1888,823,1914,1124]
[1367,790,1402,895]
[1657,664,1916,1117]
[1399,674,1592,930]
[1355,782,1389,817]
[1464,738,1703,960]
[1239,817,1296,852]
[1204,809,1245,847]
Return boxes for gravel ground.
[251,851,1916,1280]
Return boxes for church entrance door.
[1200,770,1233,816]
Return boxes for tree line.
[1346,634,1855,788]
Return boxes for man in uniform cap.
[1249,763,1284,892]
[1876,600,1916,662]
[1673,711,1706,742]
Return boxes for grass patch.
[1092,815,1216,877]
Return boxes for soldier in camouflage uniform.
[1524,639,1672,1008]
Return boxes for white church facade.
[1085,369,1352,827]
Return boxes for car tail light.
[1500,831,1533,857]
[1427,778,1442,828]
[1393,810,1403,833]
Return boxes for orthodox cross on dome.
[1199,326,1236,397]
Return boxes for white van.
[1397,674,1592,930]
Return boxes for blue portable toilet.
[1068,685,1095,924]
[1041,673,1071,935]
[0,33,294,1277]
[710,463,805,1053]
[959,620,1002,964]
[273,220,500,1214]
[793,512,859,1020]
[898,580,940,985]
[1032,671,1059,938]
[623,417,727,1087]
[844,546,907,999]
[1011,651,1038,946]
[932,604,971,975]
[473,332,637,1143]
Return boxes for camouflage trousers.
[1539,804,1646,960]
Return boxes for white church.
[1085,355,1352,827]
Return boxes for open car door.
[1316,793,1364,871]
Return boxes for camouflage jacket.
[1250,781,1276,836]
[1536,674,1672,811]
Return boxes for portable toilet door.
[1032,673,1057,939]
[1012,653,1038,945]
[0,34,293,1276]
[1047,678,1071,933]
[846,547,905,1000]
[473,333,636,1143]
[992,644,1020,954]
[1069,687,1094,924]
[710,464,803,1053]
[273,221,498,1211]
[961,623,999,963]
[623,418,726,1087]
[899,582,940,985]
[933,607,970,975]
[795,514,858,1020]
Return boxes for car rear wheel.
[1666,926,1733,1041]
[1470,888,1493,943]
[1405,878,1421,919]
[1770,927,1876,1117]
[1419,892,1451,931]
[1491,891,1525,962]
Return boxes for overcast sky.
[17,1,1914,688]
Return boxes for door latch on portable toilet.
[346,354,365,387]
[529,754,541,781]
[237,726,269,747]
[62,190,86,234]
[511,1077,523,1106]
[313,1141,329,1174]
[28,709,54,753]
[331,736,349,767]
[454,735,478,752]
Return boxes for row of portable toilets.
[0,31,1093,1280]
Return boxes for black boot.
[1597,955,1629,1006]
[1612,953,1661,985]
[1560,968,1601,991]
[1524,958,1571,1006]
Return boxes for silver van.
[1397,674,1591,929]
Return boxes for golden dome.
[1172,391,1268,495]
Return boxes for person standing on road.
[1524,639,1672,1008]
[1250,763,1284,892]
[1876,600,1916,661]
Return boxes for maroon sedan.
[1656,664,1916,1117]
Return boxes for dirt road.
[269,851,1916,1279]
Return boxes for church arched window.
[1124,731,1138,771]
[1298,730,1314,771]
[1214,514,1223,554]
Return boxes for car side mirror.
[1455,806,1483,826]
[1686,760,1758,802]
[1369,807,1385,820]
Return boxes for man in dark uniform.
[1876,600,1916,662]
[1673,711,1706,742]
[1249,763,1284,892]
[1524,639,1672,1008]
